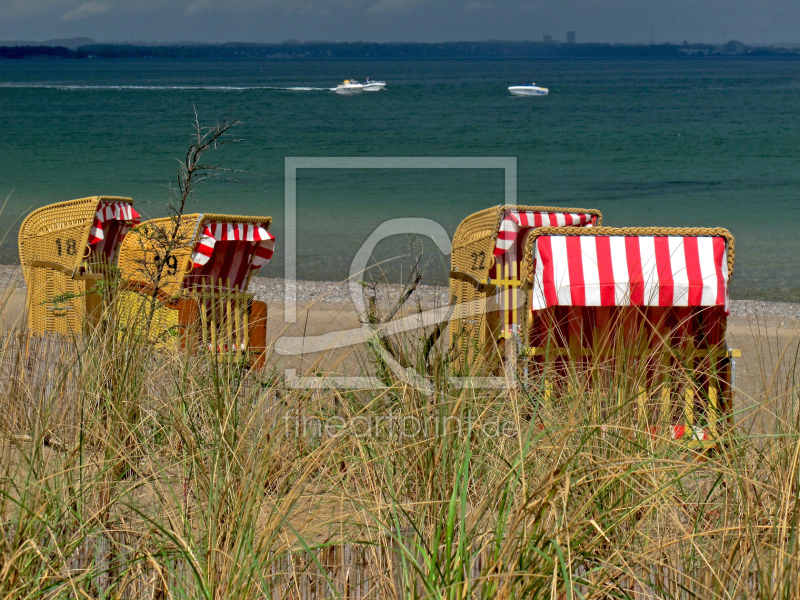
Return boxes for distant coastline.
[3,40,800,60]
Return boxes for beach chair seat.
[116,213,275,367]
[520,226,738,446]
[18,196,140,334]
[448,205,602,369]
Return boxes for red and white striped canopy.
[494,210,596,257]
[530,235,729,312]
[88,201,141,261]
[192,222,275,269]
[88,201,140,244]
[188,221,275,290]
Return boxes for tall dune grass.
[1,294,799,599]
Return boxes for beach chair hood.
[19,195,139,274]
[523,227,735,313]
[186,216,275,291]
[494,208,599,257]
[87,200,141,263]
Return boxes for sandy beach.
[3,264,798,408]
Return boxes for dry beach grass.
[0,268,799,599]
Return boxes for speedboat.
[508,83,549,97]
[336,79,364,94]
[361,79,386,92]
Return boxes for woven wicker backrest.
[118,214,203,297]
[448,204,603,369]
[19,196,135,334]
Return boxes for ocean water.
[1,58,798,301]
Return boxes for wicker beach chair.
[19,196,140,334]
[116,213,275,367]
[520,226,740,446]
[448,205,602,369]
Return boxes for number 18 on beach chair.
[521,226,740,445]
[117,213,275,367]
[448,205,602,369]
[18,196,140,334]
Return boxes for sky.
[1,0,798,45]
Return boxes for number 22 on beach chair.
[19,196,140,334]
[116,213,275,368]
[448,205,602,370]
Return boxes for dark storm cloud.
[1,0,798,44]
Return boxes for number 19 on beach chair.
[448,205,602,369]
[19,196,140,334]
[520,226,739,446]
[117,213,275,368]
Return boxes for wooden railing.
[177,287,268,367]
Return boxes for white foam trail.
[0,83,327,91]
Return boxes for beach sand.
[2,265,798,428]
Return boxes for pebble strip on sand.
[0,266,23,291]
[1,265,797,320]
[727,300,800,321]
[249,277,451,310]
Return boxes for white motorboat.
[335,79,364,94]
[361,78,386,91]
[508,83,549,97]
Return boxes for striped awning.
[494,210,596,257]
[88,201,140,261]
[88,201,140,244]
[191,222,275,270]
[530,235,729,311]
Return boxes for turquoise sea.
[1,58,799,301]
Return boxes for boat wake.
[0,83,328,91]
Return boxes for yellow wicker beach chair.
[116,213,275,367]
[520,226,739,447]
[19,196,140,334]
[448,205,602,369]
